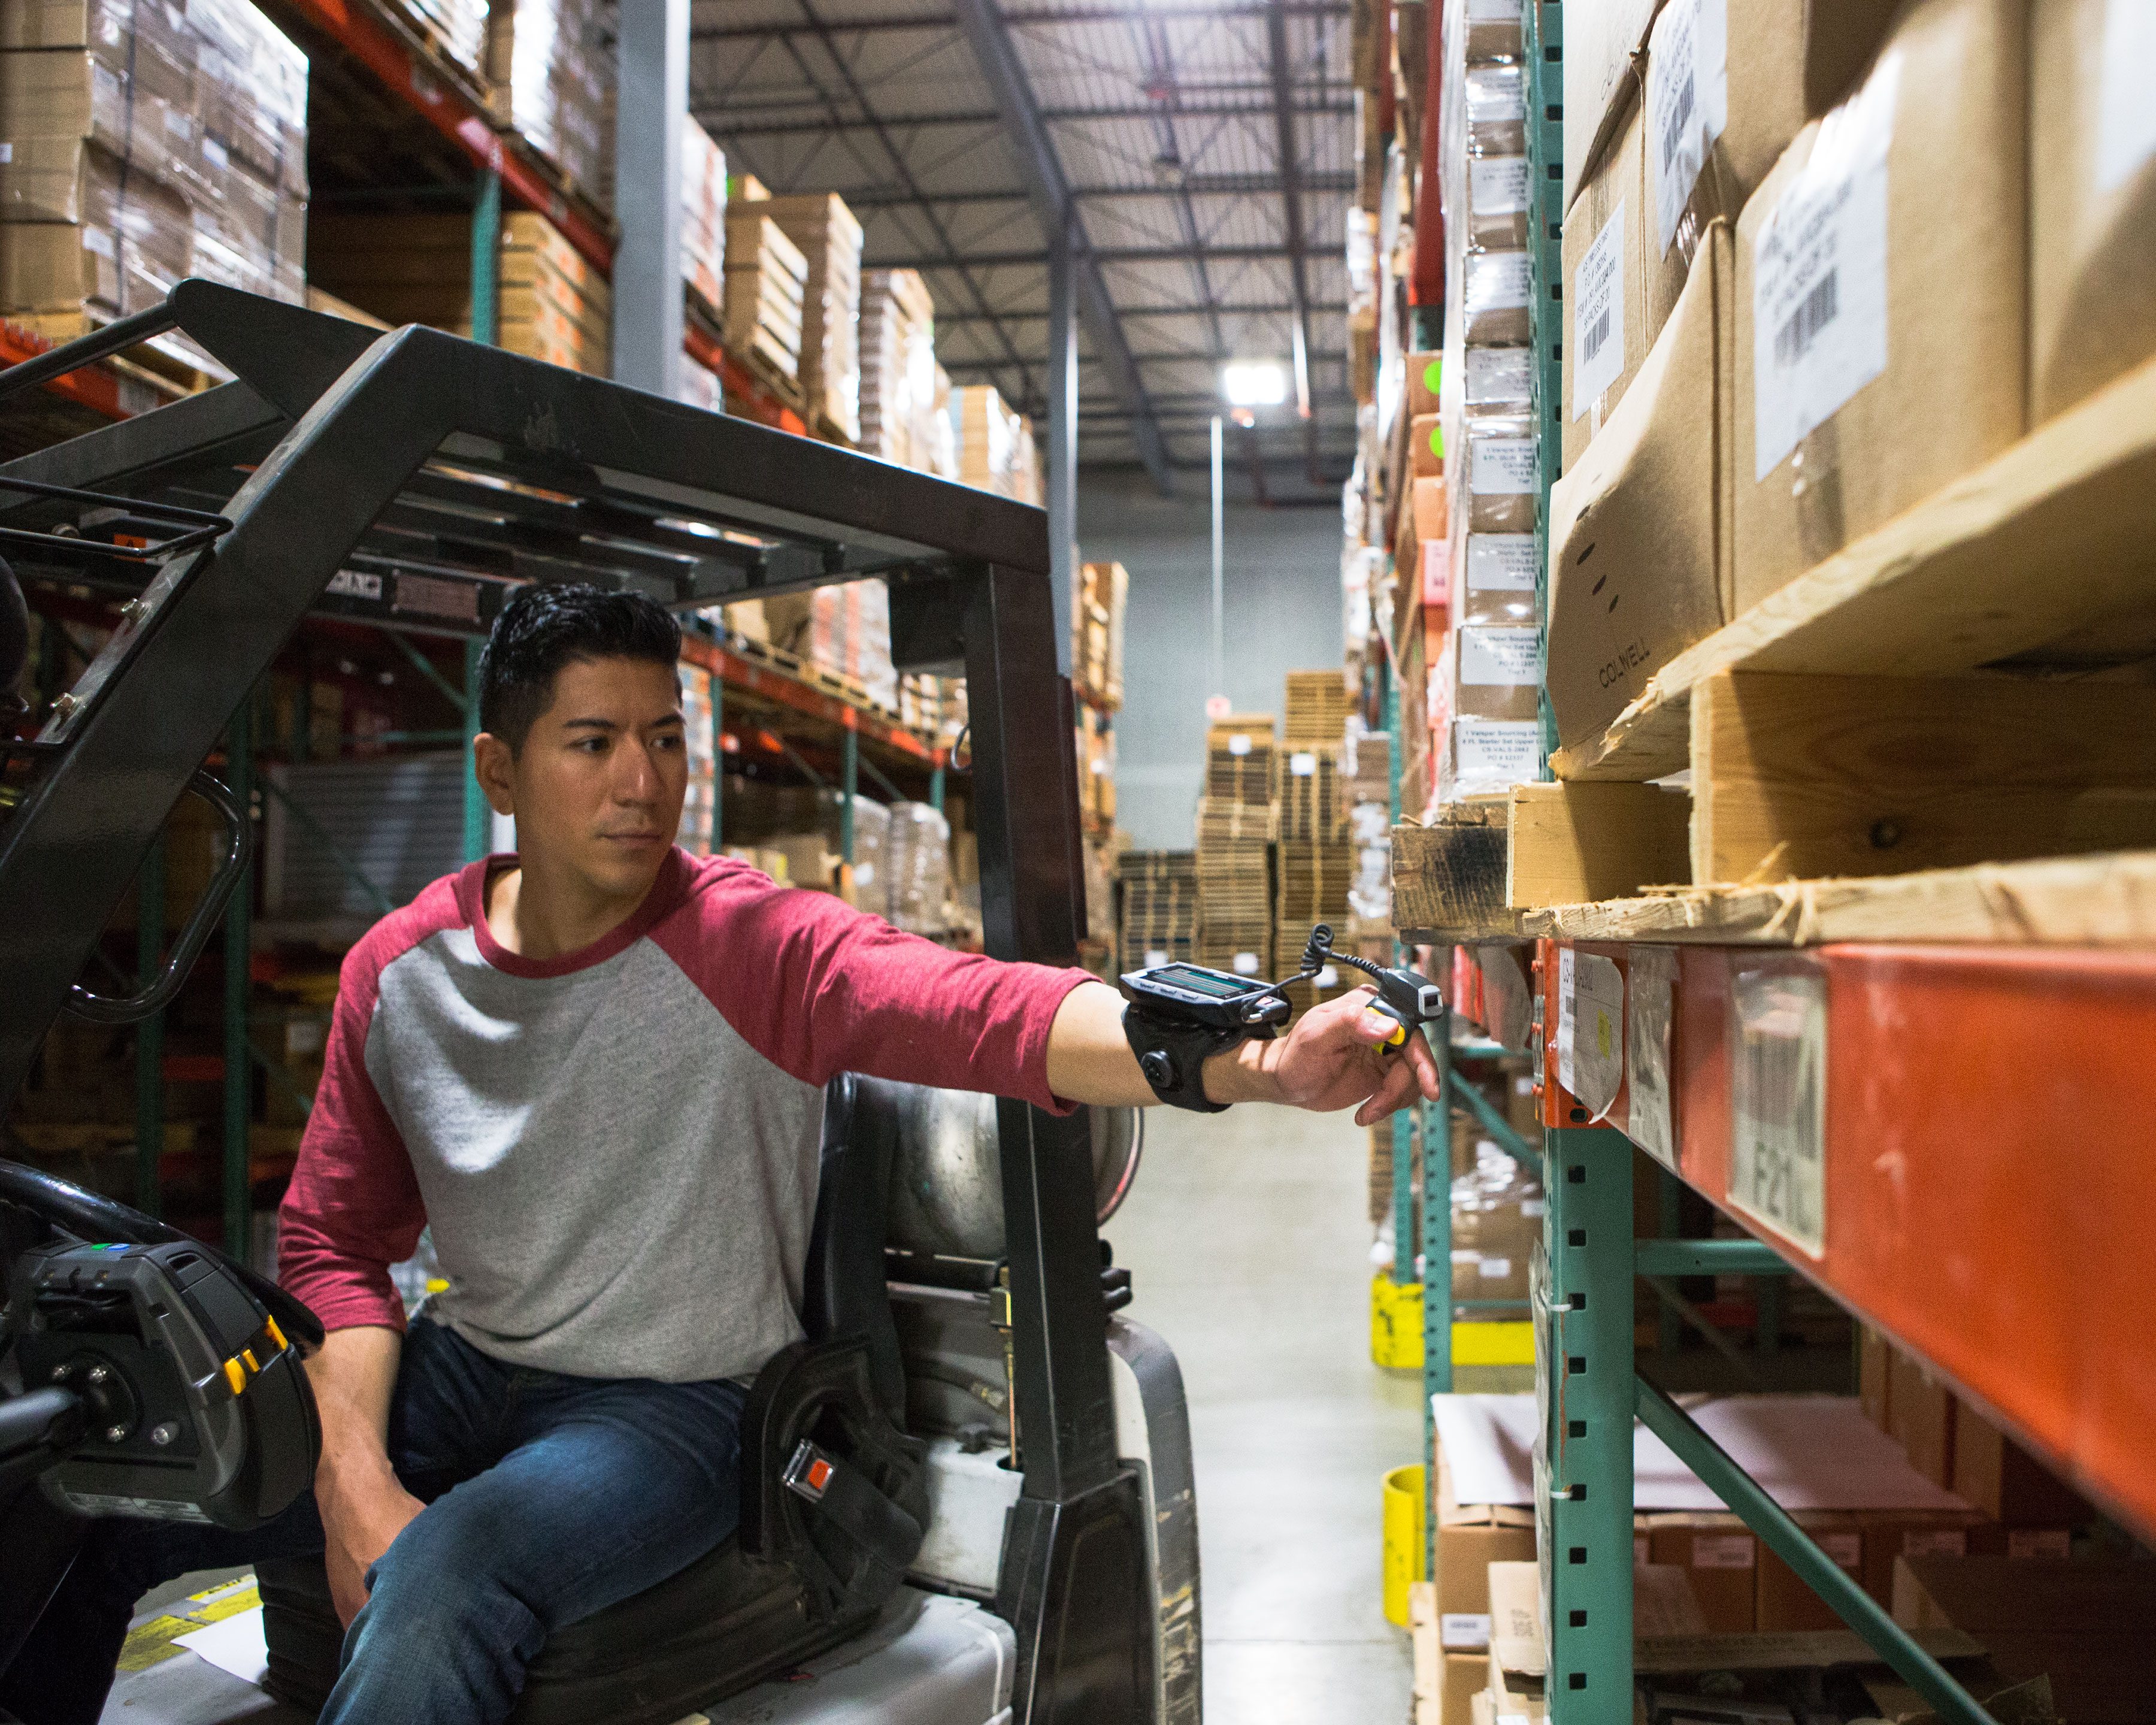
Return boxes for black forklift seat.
[256,1073,931,1724]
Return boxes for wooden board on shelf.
[1390,799,1514,939]
[1554,352,2156,784]
[1506,782,1691,910]
[1518,848,2156,946]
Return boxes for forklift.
[0,283,1199,1724]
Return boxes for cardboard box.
[1431,1439,1537,1633]
[1456,534,1536,629]
[1561,83,1648,466]
[1855,1507,1985,1605]
[2030,0,2156,423]
[1803,0,1901,115]
[1886,1348,1955,1489]
[1453,627,1541,724]
[1546,219,1732,752]
[1754,1511,1864,1631]
[1950,1397,2089,1529]
[1641,0,1811,343]
[1561,0,1657,211]
[1413,474,1448,544]
[1407,348,1444,418]
[1410,412,1445,478]
[1732,0,2027,617]
[1893,1555,2156,1724]
[1647,1512,1757,1633]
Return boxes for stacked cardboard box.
[721,204,807,387]
[758,190,862,443]
[1195,716,1277,978]
[858,266,935,466]
[680,115,725,317]
[307,209,610,376]
[1276,739,1352,1021]
[1344,725,1392,929]
[389,0,487,77]
[1076,704,1115,828]
[1071,560,1127,711]
[0,0,308,346]
[487,0,614,211]
[1117,849,1198,970]
[953,383,1031,498]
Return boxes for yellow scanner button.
[222,1359,246,1396]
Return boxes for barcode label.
[1774,270,1839,368]
[1660,72,1697,175]
[1752,48,1900,478]
[1572,197,1627,414]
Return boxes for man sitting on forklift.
[2,584,1441,1725]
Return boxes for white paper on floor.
[174,1605,269,1686]
[1431,1393,1974,1512]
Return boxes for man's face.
[480,655,687,901]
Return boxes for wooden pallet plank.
[1691,670,2156,886]
[1391,802,1515,938]
[1517,849,2156,946]
[1505,782,1692,909]
[1554,352,2156,783]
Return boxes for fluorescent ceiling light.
[1221,360,1288,408]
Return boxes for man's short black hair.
[477,583,682,753]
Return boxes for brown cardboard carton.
[1856,1507,1986,1605]
[1413,475,1448,545]
[1407,349,1444,419]
[1546,219,1731,752]
[1562,0,1657,210]
[1648,1512,1757,1632]
[1754,1511,1864,1631]
[1886,1348,1955,1488]
[1452,627,1541,724]
[1950,1396,2090,1529]
[1561,84,1648,467]
[1732,0,2027,617]
[1432,1439,1537,1630]
[1803,0,1901,114]
[1641,0,1811,343]
[2029,0,2156,423]
[1410,412,1445,478]
[1858,1324,1891,1430]
[1893,1555,2156,1724]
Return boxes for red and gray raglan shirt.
[276,848,1094,1384]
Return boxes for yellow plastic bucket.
[1381,1463,1427,1626]
[1370,1274,1425,1369]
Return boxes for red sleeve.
[276,884,453,1334]
[652,857,1098,1113]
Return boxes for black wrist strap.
[1122,1004,1249,1113]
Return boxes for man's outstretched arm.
[1043,979,1443,1125]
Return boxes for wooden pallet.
[728,632,899,725]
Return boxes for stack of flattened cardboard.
[488,0,615,211]
[722,202,808,386]
[758,190,862,442]
[1117,849,1198,971]
[858,266,935,467]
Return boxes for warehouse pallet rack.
[0,283,1140,1716]
[1390,2,2156,1720]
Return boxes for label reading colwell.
[1473,438,1539,495]
[1647,0,1728,256]
[1573,198,1627,416]
[1729,967,1828,1256]
[1471,156,1530,216]
[1467,534,1538,592]
[1752,51,1900,479]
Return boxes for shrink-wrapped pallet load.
[758,190,862,443]
[721,204,807,387]
[487,0,615,213]
[680,115,725,317]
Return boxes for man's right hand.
[302,1325,422,1626]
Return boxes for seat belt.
[782,1439,923,1578]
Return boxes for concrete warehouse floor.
[1112,1102,1425,1723]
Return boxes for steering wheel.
[0,1158,325,1353]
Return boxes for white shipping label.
[1465,346,1533,406]
[1452,719,1540,794]
[1469,250,1531,311]
[0,143,13,162]
[1314,965,1339,989]
[1573,199,1628,415]
[1819,1533,1863,1570]
[1478,1257,1513,1279]
[2100,0,2156,192]
[1648,0,1730,256]
[1289,750,1317,776]
[1227,733,1252,756]
[1752,50,1900,479]
[1729,967,1828,1256]
[1471,156,1530,216]
[1473,438,1539,494]
[202,137,229,170]
[83,227,115,259]
[1144,949,1169,967]
[1467,0,1516,18]
[1468,534,1539,593]
[1625,946,1679,1169]
[1233,952,1260,975]
[1458,628,1540,686]
[1692,1534,1757,1569]
[1558,951,1624,1119]
[1440,1613,1491,1651]
[1520,1198,1545,1218]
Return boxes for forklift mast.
[0,283,1152,1723]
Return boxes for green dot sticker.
[1427,422,1443,459]
[1421,357,1442,397]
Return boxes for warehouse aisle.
[1112,1103,1422,1723]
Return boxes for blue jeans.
[0,1315,747,1725]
